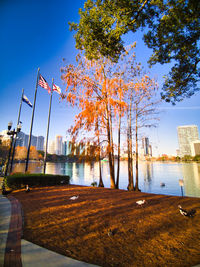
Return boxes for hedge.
[4,173,70,190]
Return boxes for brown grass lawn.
[12,185,200,267]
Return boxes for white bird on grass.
[70,196,79,200]
[136,200,146,205]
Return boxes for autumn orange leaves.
[61,44,159,189]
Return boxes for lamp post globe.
[17,123,22,132]
[8,121,12,131]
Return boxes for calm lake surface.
[13,161,200,198]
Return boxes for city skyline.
[2,124,200,158]
[0,129,44,151]
[0,1,200,157]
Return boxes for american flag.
[53,84,61,94]
[38,74,51,93]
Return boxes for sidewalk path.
[0,194,99,267]
[4,195,22,266]
[0,195,11,266]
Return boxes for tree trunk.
[109,111,115,181]
[135,108,140,191]
[116,111,121,189]
[129,109,134,190]
[127,102,134,191]
[98,153,104,187]
[97,122,104,187]
[106,105,115,188]
[127,115,131,189]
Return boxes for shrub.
[4,173,70,190]
[193,155,200,162]
[182,155,192,162]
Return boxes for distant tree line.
[156,154,200,162]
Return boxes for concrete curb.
[21,239,98,267]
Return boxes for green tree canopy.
[70,0,200,103]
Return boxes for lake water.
[12,161,200,198]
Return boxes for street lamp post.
[4,121,22,177]
[10,122,22,173]
[179,179,184,197]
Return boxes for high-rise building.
[63,140,72,156]
[24,134,29,148]
[148,144,152,157]
[191,140,200,156]
[177,125,199,157]
[48,138,73,155]
[36,136,44,151]
[55,135,63,155]
[1,130,44,150]
[48,140,55,154]
[16,132,26,147]
[142,137,152,156]
[63,141,67,155]
[31,135,37,147]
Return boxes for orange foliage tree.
[61,44,160,190]
[15,146,39,161]
[0,139,10,166]
[29,146,39,160]
[14,146,27,160]
[61,52,127,188]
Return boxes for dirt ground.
[12,185,200,267]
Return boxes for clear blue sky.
[0,0,199,156]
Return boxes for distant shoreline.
[12,158,200,164]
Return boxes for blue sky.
[0,0,199,156]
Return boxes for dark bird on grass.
[2,189,9,195]
[108,228,118,237]
[178,205,196,217]
[2,183,10,195]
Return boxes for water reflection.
[12,161,200,197]
[83,162,99,185]
[141,162,153,192]
[13,162,42,174]
[182,163,200,197]
[46,162,58,175]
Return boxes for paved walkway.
[0,195,11,266]
[0,194,99,267]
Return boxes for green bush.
[193,155,200,162]
[4,173,70,190]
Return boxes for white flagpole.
[43,78,54,174]
[25,68,40,173]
